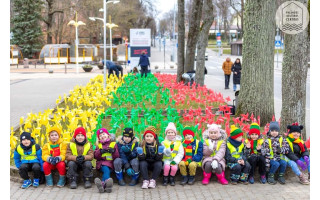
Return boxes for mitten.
[170,161,176,166]
[211,160,218,169]
[55,156,62,163]
[47,156,54,164]
[107,148,115,153]
[164,148,172,156]
[100,148,108,154]
[121,145,131,153]
[158,146,165,154]
[126,168,135,176]
[137,147,143,155]
[296,160,307,171]
[304,156,310,166]
[76,155,84,164]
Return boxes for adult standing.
[138,51,150,78]
[222,57,233,89]
[231,58,242,91]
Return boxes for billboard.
[129,29,151,69]
[130,47,151,57]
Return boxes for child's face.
[166,130,176,141]
[291,131,300,139]
[99,132,110,142]
[235,136,243,142]
[270,130,279,137]
[76,134,85,143]
[145,133,155,143]
[184,134,193,141]
[21,139,31,147]
[250,133,259,140]
[123,136,132,143]
[209,130,219,140]
[49,131,59,143]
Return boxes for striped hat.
[143,126,157,138]
[248,123,260,136]
[230,125,243,139]
[182,127,195,137]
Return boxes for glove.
[54,156,62,164]
[170,161,176,166]
[121,145,131,153]
[126,168,135,176]
[164,148,172,156]
[47,157,55,165]
[304,156,310,166]
[106,148,115,153]
[211,160,218,169]
[76,155,85,164]
[158,146,165,154]
[137,147,143,155]
[296,160,307,171]
[100,149,108,154]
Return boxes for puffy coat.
[116,136,139,165]
[42,138,68,162]
[231,63,242,84]
[94,138,120,170]
[161,135,184,165]
[14,138,43,170]
[66,138,94,162]
[222,61,233,75]
[285,140,309,162]
[138,138,163,163]
[138,54,150,67]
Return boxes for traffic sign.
[275,40,281,48]
[217,32,221,37]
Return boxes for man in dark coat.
[138,51,150,78]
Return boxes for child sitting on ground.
[244,123,266,184]
[114,128,140,186]
[136,126,164,189]
[14,132,43,189]
[66,127,94,189]
[94,128,120,193]
[178,127,203,185]
[42,127,67,187]
[161,123,184,186]
[225,125,251,185]
[202,124,228,185]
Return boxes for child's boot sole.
[94,178,104,193]
[105,178,113,193]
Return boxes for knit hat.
[48,126,61,137]
[165,122,177,135]
[143,126,157,138]
[269,121,280,132]
[287,123,303,134]
[230,125,243,139]
[182,127,195,137]
[74,127,87,139]
[97,128,110,138]
[248,123,260,136]
[20,132,31,141]
[123,128,134,138]
[207,124,221,138]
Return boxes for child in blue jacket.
[114,128,140,186]
[14,132,43,189]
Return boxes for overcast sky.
[155,0,175,20]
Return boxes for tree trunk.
[236,0,276,126]
[184,0,203,72]
[176,0,185,82]
[240,0,244,38]
[195,0,214,86]
[280,0,309,139]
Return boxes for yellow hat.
[48,126,61,137]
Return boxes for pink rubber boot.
[202,171,212,185]
[216,171,229,185]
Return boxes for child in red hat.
[65,127,94,189]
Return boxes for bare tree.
[176,0,185,83]
[230,0,244,38]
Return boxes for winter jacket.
[94,138,120,170]
[231,63,242,84]
[14,138,43,170]
[202,130,227,171]
[66,138,94,162]
[138,54,150,67]
[42,138,68,162]
[102,60,116,69]
[225,138,248,164]
[285,140,309,162]
[116,136,139,165]
[244,132,265,157]
[138,138,163,163]
[161,135,184,165]
[222,61,233,75]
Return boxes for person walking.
[231,58,242,91]
[222,57,233,89]
[138,51,150,78]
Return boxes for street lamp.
[106,17,118,62]
[68,11,86,74]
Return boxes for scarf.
[248,139,257,154]
[228,137,242,148]
[288,134,305,153]
[75,139,87,146]
[182,139,194,161]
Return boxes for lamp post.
[68,11,86,74]
[106,15,118,62]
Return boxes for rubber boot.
[94,178,105,193]
[57,175,66,187]
[202,172,212,185]
[163,176,169,186]
[115,171,126,186]
[84,177,92,188]
[169,176,175,186]
[278,173,286,185]
[216,171,229,185]
[180,176,188,185]
[69,177,77,189]
[45,174,54,186]
[188,176,195,185]
[267,173,276,185]
[129,172,139,186]
[105,178,113,193]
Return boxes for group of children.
[14,121,310,192]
